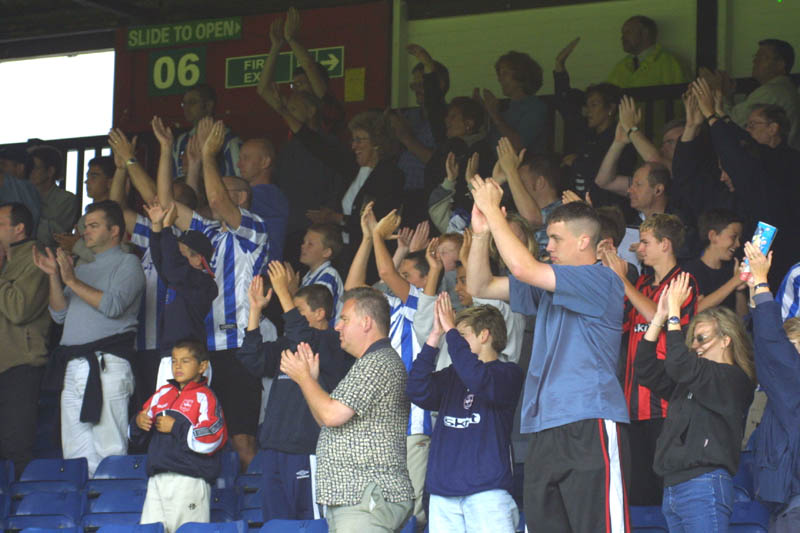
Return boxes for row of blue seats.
[3,451,767,532]
[0,453,247,499]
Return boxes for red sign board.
[113,2,391,145]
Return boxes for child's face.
[178,243,205,271]
[399,258,427,289]
[300,231,330,268]
[294,295,325,329]
[437,240,460,271]
[455,265,473,307]
[456,323,483,355]
[709,222,742,261]
[171,347,207,387]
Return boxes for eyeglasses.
[745,120,770,129]
[692,332,719,345]
[351,136,370,144]
[181,100,202,108]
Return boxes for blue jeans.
[662,469,734,532]
[429,489,518,533]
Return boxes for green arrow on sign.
[320,53,339,71]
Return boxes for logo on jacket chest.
[180,399,194,412]
[463,393,474,410]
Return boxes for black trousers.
[0,364,44,477]
[627,418,665,506]
[524,418,631,533]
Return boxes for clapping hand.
[435,291,456,332]
[666,272,692,318]
[248,274,273,311]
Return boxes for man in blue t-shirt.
[467,176,631,533]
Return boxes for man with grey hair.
[281,286,414,532]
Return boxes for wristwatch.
[667,316,680,326]
[125,157,138,166]
[626,126,639,138]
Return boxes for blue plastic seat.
[0,460,15,495]
[215,452,240,490]
[240,508,264,529]
[92,456,148,480]
[238,488,261,511]
[0,493,11,520]
[629,505,668,532]
[81,512,142,530]
[86,456,149,496]
[260,518,328,532]
[7,514,78,530]
[14,491,86,522]
[235,452,265,497]
[88,489,146,514]
[730,500,770,532]
[11,459,88,497]
[98,524,165,533]
[175,520,248,533]
[20,527,83,533]
[211,488,239,522]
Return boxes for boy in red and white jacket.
[130,339,228,533]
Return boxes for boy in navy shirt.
[238,260,351,522]
[142,201,218,390]
[131,339,228,533]
[407,292,523,532]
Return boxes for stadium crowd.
[1,7,800,533]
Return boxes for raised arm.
[496,137,542,226]
[344,202,375,290]
[107,160,137,235]
[108,129,155,204]
[465,204,509,301]
[594,122,633,196]
[619,96,669,168]
[256,17,287,100]
[372,209,411,303]
[283,7,327,99]
[202,120,242,229]
[152,116,194,231]
[472,176,555,291]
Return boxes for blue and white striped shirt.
[129,215,173,352]
[778,262,800,320]
[301,260,343,321]
[190,208,269,351]
[386,285,432,436]
[172,126,242,179]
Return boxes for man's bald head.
[237,138,275,185]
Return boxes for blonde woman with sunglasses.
[635,272,756,532]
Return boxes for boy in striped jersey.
[152,117,269,471]
[604,213,698,506]
[300,224,344,321]
[369,207,433,529]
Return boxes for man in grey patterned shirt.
[281,287,414,532]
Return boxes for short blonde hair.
[640,213,685,252]
[456,305,507,353]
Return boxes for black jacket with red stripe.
[623,265,698,421]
